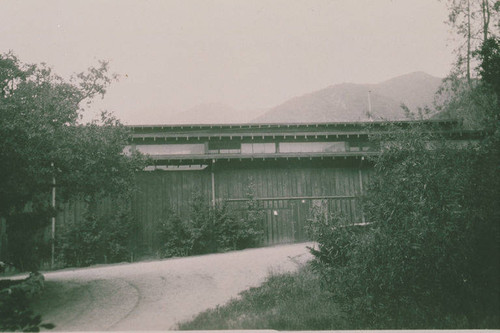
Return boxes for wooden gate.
[226,195,362,245]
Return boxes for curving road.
[31,242,314,331]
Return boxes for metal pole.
[51,163,56,268]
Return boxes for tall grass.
[177,263,347,330]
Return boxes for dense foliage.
[56,195,136,267]
[5,211,53,272]
[0,53,146,270]
[0,273,54,332]
[157,208,193,258]
[157,187,264,258]
[309,39,500,328]
[440,0,499,85]
[0,289,54,332]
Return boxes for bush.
[213,202,241,251]
[5,209,53,272]
[237,189,265,249]
[156,190,265,258]
[57,196,135,267]
[307,207,371,290]
[187,193,217,255]
[0,289,53,332]
[0,273,54,332]
[157,208,192,258]
[187,190,264,254]
[309,123,500,329]
[215,201,263,251]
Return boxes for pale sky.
[0,0,455,124]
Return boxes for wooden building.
[117,119,479,253]
[0,119,483,263]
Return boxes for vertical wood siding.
[132,170,212,252]
[53,162,374,254]
[217,164,374,246]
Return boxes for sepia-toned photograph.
[0,0,499,331]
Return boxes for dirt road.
[31,242,314,331]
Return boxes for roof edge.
[126,119,459,129]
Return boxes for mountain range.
[167,71,443,124]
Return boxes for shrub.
[156,195,216,257]
[57,196,135,267]
[187,193,217,255]
[237,187,265,249]
[213,202,241,251]
[5,209,53,272]
[157,208,192,258]
[215,200,263,251]
[157,190,265,257]
[0,289,54,332]
[361,126,499,328]
[0,273,54,332]
[309,123,500,329]
[307,207,371,290]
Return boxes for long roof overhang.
[127,119,458,130]
[130,129,483,142]
[127,119,484,142]
[149,151,379,165]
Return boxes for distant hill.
[253,72,443,123]
[369,71,443,113]
[165,72,443,124]
[168,103,268,124]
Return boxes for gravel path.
[31,242,314,331]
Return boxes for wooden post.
[211,159,216,207]
[0,217,6,261]
[358,158,366,224]
[358,168,364,192]
[51,162,56,268]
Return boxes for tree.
[441,0,500,85]
[435,0,500,129]
[309,29,500,329]
[476,37,500,101]
[0,52,146,270]
[435,36,500,130]
[310,119,499,328]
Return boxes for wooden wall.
[132,170,212,253]
[52,160,374,255]
[214,160,373,245]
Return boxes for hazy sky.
[1,0,455,124]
